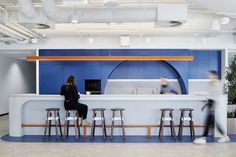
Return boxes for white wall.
[104,79,181,95]
[0,56,36,114]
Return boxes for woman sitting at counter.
[60,75,89,125]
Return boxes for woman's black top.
[60,84,80,110]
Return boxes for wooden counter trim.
[22,124,207,138]
[26,56,194,61]
[21,124,206,128]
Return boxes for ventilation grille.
[23,23,50,29]
[156,21,183,27]
[169,21,182,27]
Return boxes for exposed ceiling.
[0,0,235,42]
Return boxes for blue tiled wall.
[39,49,221,94]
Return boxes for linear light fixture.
[26,56,194,61]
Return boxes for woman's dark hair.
[66,75,76,92]
[66,75,76,85]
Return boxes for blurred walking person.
[193,71,230,144]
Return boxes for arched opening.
[105,60,187,94]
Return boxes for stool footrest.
[47,117,59,120]
[162,117,174,121]
[93,117,104,121]
[181,117,192,121]
[65,117,78,121]
[112,117,124,121]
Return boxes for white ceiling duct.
[40,0,157,23]
[75,8,157,23]
[17,0,186,23]
[17,0,39,19]
[41,0,73,23]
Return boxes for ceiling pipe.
[41,0,73,23]
[17,0,39,19]
[40,0,157,23]
[20,0,186,23]
[0,37,17,42]
[0,23,29,39]
[0,26,25,40]
[0,14,40,38]
[0,7,43,43]
[0,37,29,44]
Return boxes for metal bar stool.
[159,108,176,140]
[110,108,125,141]
[64,110,81,139]
[90,108,107,140]
[178,108,195,141]
[44,108,63,139]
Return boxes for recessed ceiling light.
[202,38,207,44]
[139,33,144,37]
[145,37,151,43]
[88,37,94,44]
[41,34,46,38]
[71,14,79,23]
[31,38,38,44]
[220,17,230,25]
[211,19,221,31]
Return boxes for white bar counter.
[9,94,227,137]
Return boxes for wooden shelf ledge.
[22,124,206,138]
[26,56,194,61]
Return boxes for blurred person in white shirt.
[193,70,230,144]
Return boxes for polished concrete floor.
[1,115,236,157]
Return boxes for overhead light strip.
[26,56,194,61]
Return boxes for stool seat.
[160,108,174,111]
[179,108,194,111]
[46,108,60,111]
[111,108,125,111]
[92,108,106,111]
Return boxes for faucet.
[155,88,158,94]
[131,90,134,95]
